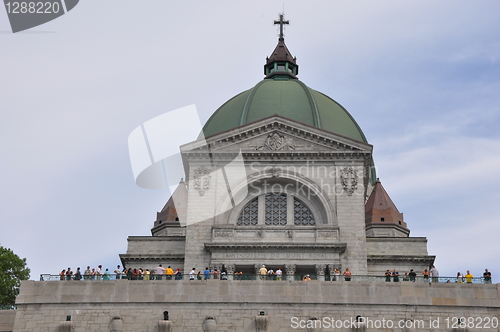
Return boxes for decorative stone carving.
[255,314,268,332]
[202,316,217,332]
[194,166,211,196]
[340,166,357,196]
[225,264,235,275]
[315,264,325,276]
[285,264,296,281]
[306,316,321,332]
[109,316,123,331]
[252,132,303,150]
[286,230,294,239]
[315,264,325,281]
[213,230,234,238]
[317,230,337,239]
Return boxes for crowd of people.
[57,264,492,283]
[382,266,492,283]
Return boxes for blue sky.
[1,0,499,281]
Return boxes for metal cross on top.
[274,14,289,41]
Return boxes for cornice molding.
[204,242,347,252]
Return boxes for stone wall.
[0,310,16,332]
[13,280,500,332]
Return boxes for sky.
[1,0,499,282]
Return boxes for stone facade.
[120,116,434,277]
[12,280,500,332]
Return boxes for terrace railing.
[39,274,490,284]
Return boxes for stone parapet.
[16,280,500,307]
[13,280,500,331]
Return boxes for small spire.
[264,14,298,78]
[274,13,289,41]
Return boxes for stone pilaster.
[315,264,325,281]
[285,264,296,281]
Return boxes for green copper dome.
[201,77,368,143]
[201,14,375,183]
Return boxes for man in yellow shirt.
[259,265,267,280]
[465,270,473,283]
[165,266,174,280]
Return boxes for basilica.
[8,16,499,332]
[120,14,435,279]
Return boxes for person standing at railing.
[465,270,473,283]
[430,265,439,283]
[483,269,492,284]
[60,269,66,281]
[96,265,103,280]
[165,266,174,280]
[384,270,391,282]
[409,269,417,282]
[343,268,352,281]
[90,268,96,280]
[392,269,400,282]
[189,268,196,280]
[103,269,111,280]
[333,268,340,281]
[65,268,73,281]
[84,266,91,280]
[422,269,429,281]
[204,267,211,280]
[74,267,82,281]
[114,265,122,280]
[456,272,463,283]
[174,268,182,280]
[144,269,150,280]
[155,264,165,280]
[276,267,282,281]
[259,265,267,280]
[267,268,275,280]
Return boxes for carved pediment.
[181,116,372,157]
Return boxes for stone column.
[254,264,263,281]
[315,264,325,281]
[285,264,296,281]
[225,264,235,281]
[327,264,335,281]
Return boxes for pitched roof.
[154,179,188,227]
[365,179,408,229]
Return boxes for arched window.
[237,197,258,225]
[265,194,287,225]
[294,197,315,225]
[236,194,316,226]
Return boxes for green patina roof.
[201,77,367,143]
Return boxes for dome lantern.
[264,14,298,79]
